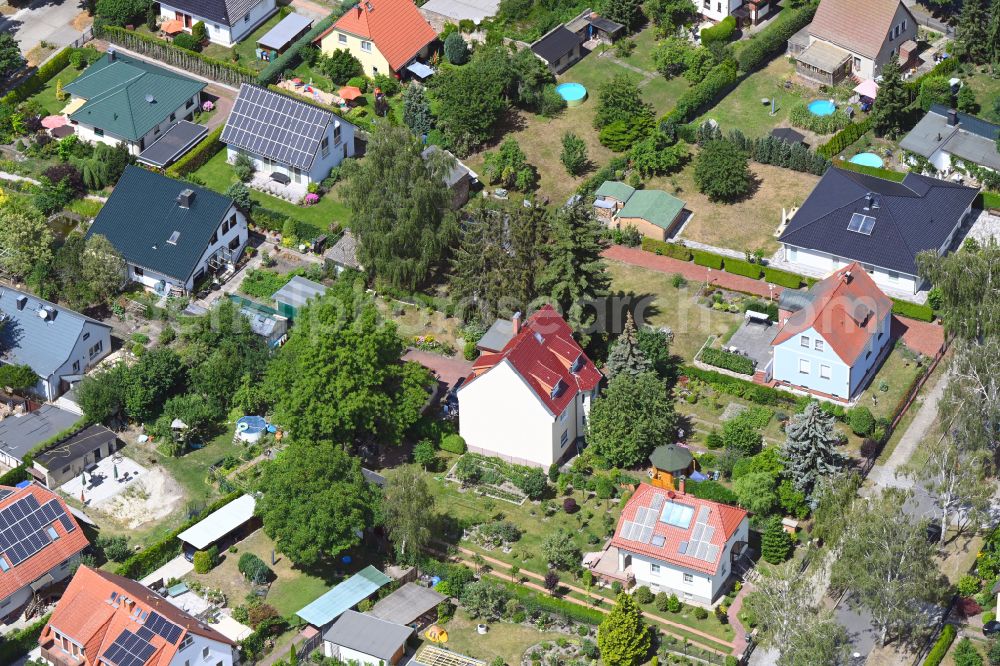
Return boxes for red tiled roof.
[808,0,912,60]
[772,262,892,364]
[0,483,88,603]
[462,305,602,415]
[42,566,234,666]
[610,483,747,576]
[315,0,437,72]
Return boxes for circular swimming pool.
[235,415,268,443]
[556,82,588,107]
[849,152,884,168]
[808,99,836,116]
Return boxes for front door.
[93,447,102,462]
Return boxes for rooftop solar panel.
[145,611,183,644]
[0,495,73,566]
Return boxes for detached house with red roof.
[314,0,437,79]
[770,262,893,400]
[0,483,88,622]
[610,483,749,605]
[39,566,236,666]
[457,306,602,468]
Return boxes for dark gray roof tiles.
[162,0,262,26]
[531,27,582,63]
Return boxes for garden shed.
[367,582,445,627]
[176,493,258,558]
[296,565,392,632]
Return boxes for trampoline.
[235,416,268,443]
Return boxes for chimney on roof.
[843,270,852,283]
[864,192,874,210]
[512,311,522,335]
[15,295,26,311]
[947,109,958,126]
[678,476,685,494]
[108,48,116,63]
[177,189,195,208]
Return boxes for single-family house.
[313,0,437,78]
[900,105,1000,175]
[531,26,584,74]
[593,181,686,241]
[39,566,237,666]
[324,230,363,275]
[777,167,978,295]
[788,0,916,84]
[296,566,393,634]
[695,0,771,26]
[176,494,258,560]
[0,404,81,470]
[770,263,892,400]
[159,0,278,47]
[0,288,112,402]
[87,166,248,296]
[271,276,328,319]
[32,425,120,489]
[63,51,205,156]
[221,83,357,186]
[322,610,413,666]
[0,482,88,621]
[422,145,476,209]
[609,483,749,605]
[457,306,602,468]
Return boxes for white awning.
[177,494,256,550]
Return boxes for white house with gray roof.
[322,610,413,666]
[159,0,278,46]
[0,288,112,402]
[900,105,1000,175]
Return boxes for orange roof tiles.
[464,305,602,415]
[316,0,437,72]
[610,483,747,576]
[772,262,892,364]
[42,566,234,666]
[0,483,88,603]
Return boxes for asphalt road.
[1,0,87,59]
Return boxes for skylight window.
[847,213,876,235]
[659,501,695,529]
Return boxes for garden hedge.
[166,126,225,178]
[979,191,1000,211]
[692,250,724,269]
[257,12,339,85]
[904,57,959,100]
[832,159,907,182]
[681,365,802,406]
[669,58,739,123]
[817,117,874,159]
[763,266,803,289]
[640,237,692,261]
[700,347,755,375]
[722,257,763,279]
[701,16,736,44]
[0,613,50,663]
[891,297,934,322]
[501,581,605,625]
[789,103,851,134]
[1,47,75,106]
[923,624,956,666]
[116,490,242,579]
[736,3,817,74]
[684,479,739,505]
[0,465,31,487]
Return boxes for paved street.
[1,0,88,60]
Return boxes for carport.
[367,582,446,627]
[176,493,258,557]
[137,121,208,168]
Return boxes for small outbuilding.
[770,127,806,146]
[0,404,81,469]
[137,120,208,169]
[322,610,413,666]
[531,26,584,74]
[176,494,258,558]
[32,425,120,489]
[648,443,695,490]
[296,566,392,632]
[324,230,362,275]
[271,276,328,319]
[257,13,313,57]
[367,582,446,627]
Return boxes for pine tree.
[958,0,991,64]
[761,516,793,564]
[871,54,908,139]
[598,592,651,666]
[539,201,610,343]
[780,401,847,500]
[605,311,651,379]
[402,83,433,137]
[989,0,1000,71]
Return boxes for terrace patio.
[248,171,308,204]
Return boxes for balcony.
[41,639,81,666]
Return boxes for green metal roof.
[649,443,693,472]
[86,166,234,282]
[594,180,635,201]
[64,52,205,142]
[618,190,685,230]
[296,565,393,627]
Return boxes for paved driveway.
[1,0,88,59]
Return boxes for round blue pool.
[236,415,268,442]
[808,99,836,116]
[556,82,588,106]
[850,152,884,168]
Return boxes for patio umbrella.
[853,79,879,100]
[338,85,363,101]
[41,115,67,129]
[161,19,184,35]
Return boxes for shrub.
[692,250,724,269]
[96,535,132,562]
[166,126,224,177]
[641,237,692,260]
[563,497,579,514]
[238,552,273,583]
[513,467,548,500]
[891,297,934,322]
[654,592,669,611]
[958,575,981,597]
[694,607,709,619]
[172,33,202,52]
[670,59,738,123]
[440,433,467,454]
[322,48,364,85]
[763,266,803,289]
[685,479,738,504]
[789,103,851,134]
[923,625,956,666]
[736,3,816,74]
[0,613,51,665]
[233,152,255,182]
[847,406,875,436]
[700,347,755,375]
[701,16,736,44]
[723,257,762,279]
[373,73,400,96]
[818,117,873,159]
[444,32,469,65]
[633,585,654,604]
[191,21,208,43]
[193,546,219,573]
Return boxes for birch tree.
[382,465,435,563]
[918,435,992,541]
[944,338,1000,454]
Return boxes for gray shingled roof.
[531,27,582,64]
[900,105,1000,170]
[779,167,979,274]
[0,405,81,462]
[161,0,262,26]
[322,611,412,661]
[324,231,361,270]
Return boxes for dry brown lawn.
[647,160,820,255]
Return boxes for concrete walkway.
[139,554,194,586]
[0,171,40,185]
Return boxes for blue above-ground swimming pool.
[808,99,836,116]
[236,415,268,443]
[850,152,884,168]
[556,82,588,107]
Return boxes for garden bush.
[818,118,874,159]
[240,269,295,299]
[736,4,816,74]
[641,237,692,261]
[692,250,724,269]
[722,257,763,279]
[847,406,875,436]
[891,298,934,322]
[789,103,851,134]
[763,266,803,289]
[923,624,956,666]
[172,32,202,52]
[633,585,654,604]
[684,479,739,505]
[440,433,467,454]
[669,59,738,123]
[0,613,51,664]
[193,546,219,573]
[1,47,75,106]
[238,552,273,583]
[742,299,778,321]
[166,126,224,177]
[700,347,755,375]
[563,497,579,514]
[694,607,709,619]
[701,16,736,44]
[681,366,801,406]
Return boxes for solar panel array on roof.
[101,629,156,666]
[221,84,333,171]
[683,506,720,563]
[0,489,12,502]
[847,213,876,235]
[145,610,183,644]
[619,520,653,544]
[0,494,75,566]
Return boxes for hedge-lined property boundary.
[638,238,805,289]
[1,47,77,106]
[681,365,803,406]
[258,12,339,85]
[166,126,224,177]
[923,624,956,666]
[699,347,755,375]
[817,117,873,159]
[891,297,934,322]
[0,613,51,664]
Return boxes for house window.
[203,647,210,659]
[134,266,144,277]
[0,557,8,572]
[339,33,347,44]
[372,66,378,75]
[62,466,70,474]
[169,112,175,122]
[321,136,330,158]
[560,430,569,446]
[333,125,342,145]
[888,271,900,282]
[716,1,721,10]
[47,526,59,540]
[560,407,569,423]
[94,128,104,137]
[89,340,104,359]
[83,332,90,341]
[799,359,810,374]
[180,635,194,651]
[361,40,372,52]
[245,14,250,22]
[229,236,241,251]
[187,97,195,108]
[800,335,809,348]
[703,0,709,7]
[902,19,907,31]
[210,231,218,245]
[683,573,694,584]
[820,364,831,379]
[853,57,861,70]
[72,360,80,373]
[228,213,237,230]
[814,340,824,352]
[650,563,660,575]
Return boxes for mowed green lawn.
[32,63,85,115]
[695,57,806,137]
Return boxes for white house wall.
[695,0,743,22]
[2,556,78,615]
[848,311,892,396]
[72,94,199,156]
[324,643,402,666]
[225,117,355,185]
[160,0,277,47]
[47,320,113,400]
[773,327,851,399]
[781,244,921,294]
[168,634,236,666]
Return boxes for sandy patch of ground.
[93,466,185,529]
[71,11,93,31]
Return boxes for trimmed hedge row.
[166,126,225,177]
[818,117,873,159]
[700,347,755,375]
[701,16,736,44]
[763,266,804,289]
[638,241,806,289]
[257,12,339,85]
[1,47,74,106]
[116,490,243,579]
[923,624,956,666]
[0,465,31,486]
[501,581,605,625]
[670,59,738,123]
[736,3,817,74]
[640,237,692,260]
[832,158,907,182]
[681,365,802,406]
[891,297,934,323]
[722,257,762,279]
[979,191,1000,211]
[0,613,50,664]
[693,249,724,269]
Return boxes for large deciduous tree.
[598,592,651,666]
[0,33,24,80]
[125,348,185,423]
[918,435,992,541]
[916,240,1000,340]
[381,465,435,563]
[342,125,457,291]
[693,139,752,202]
[780,401,847,501]
[81,233,126,303]
[0,199,53,279]
[256,442,376,567]
[588,372,676,467]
